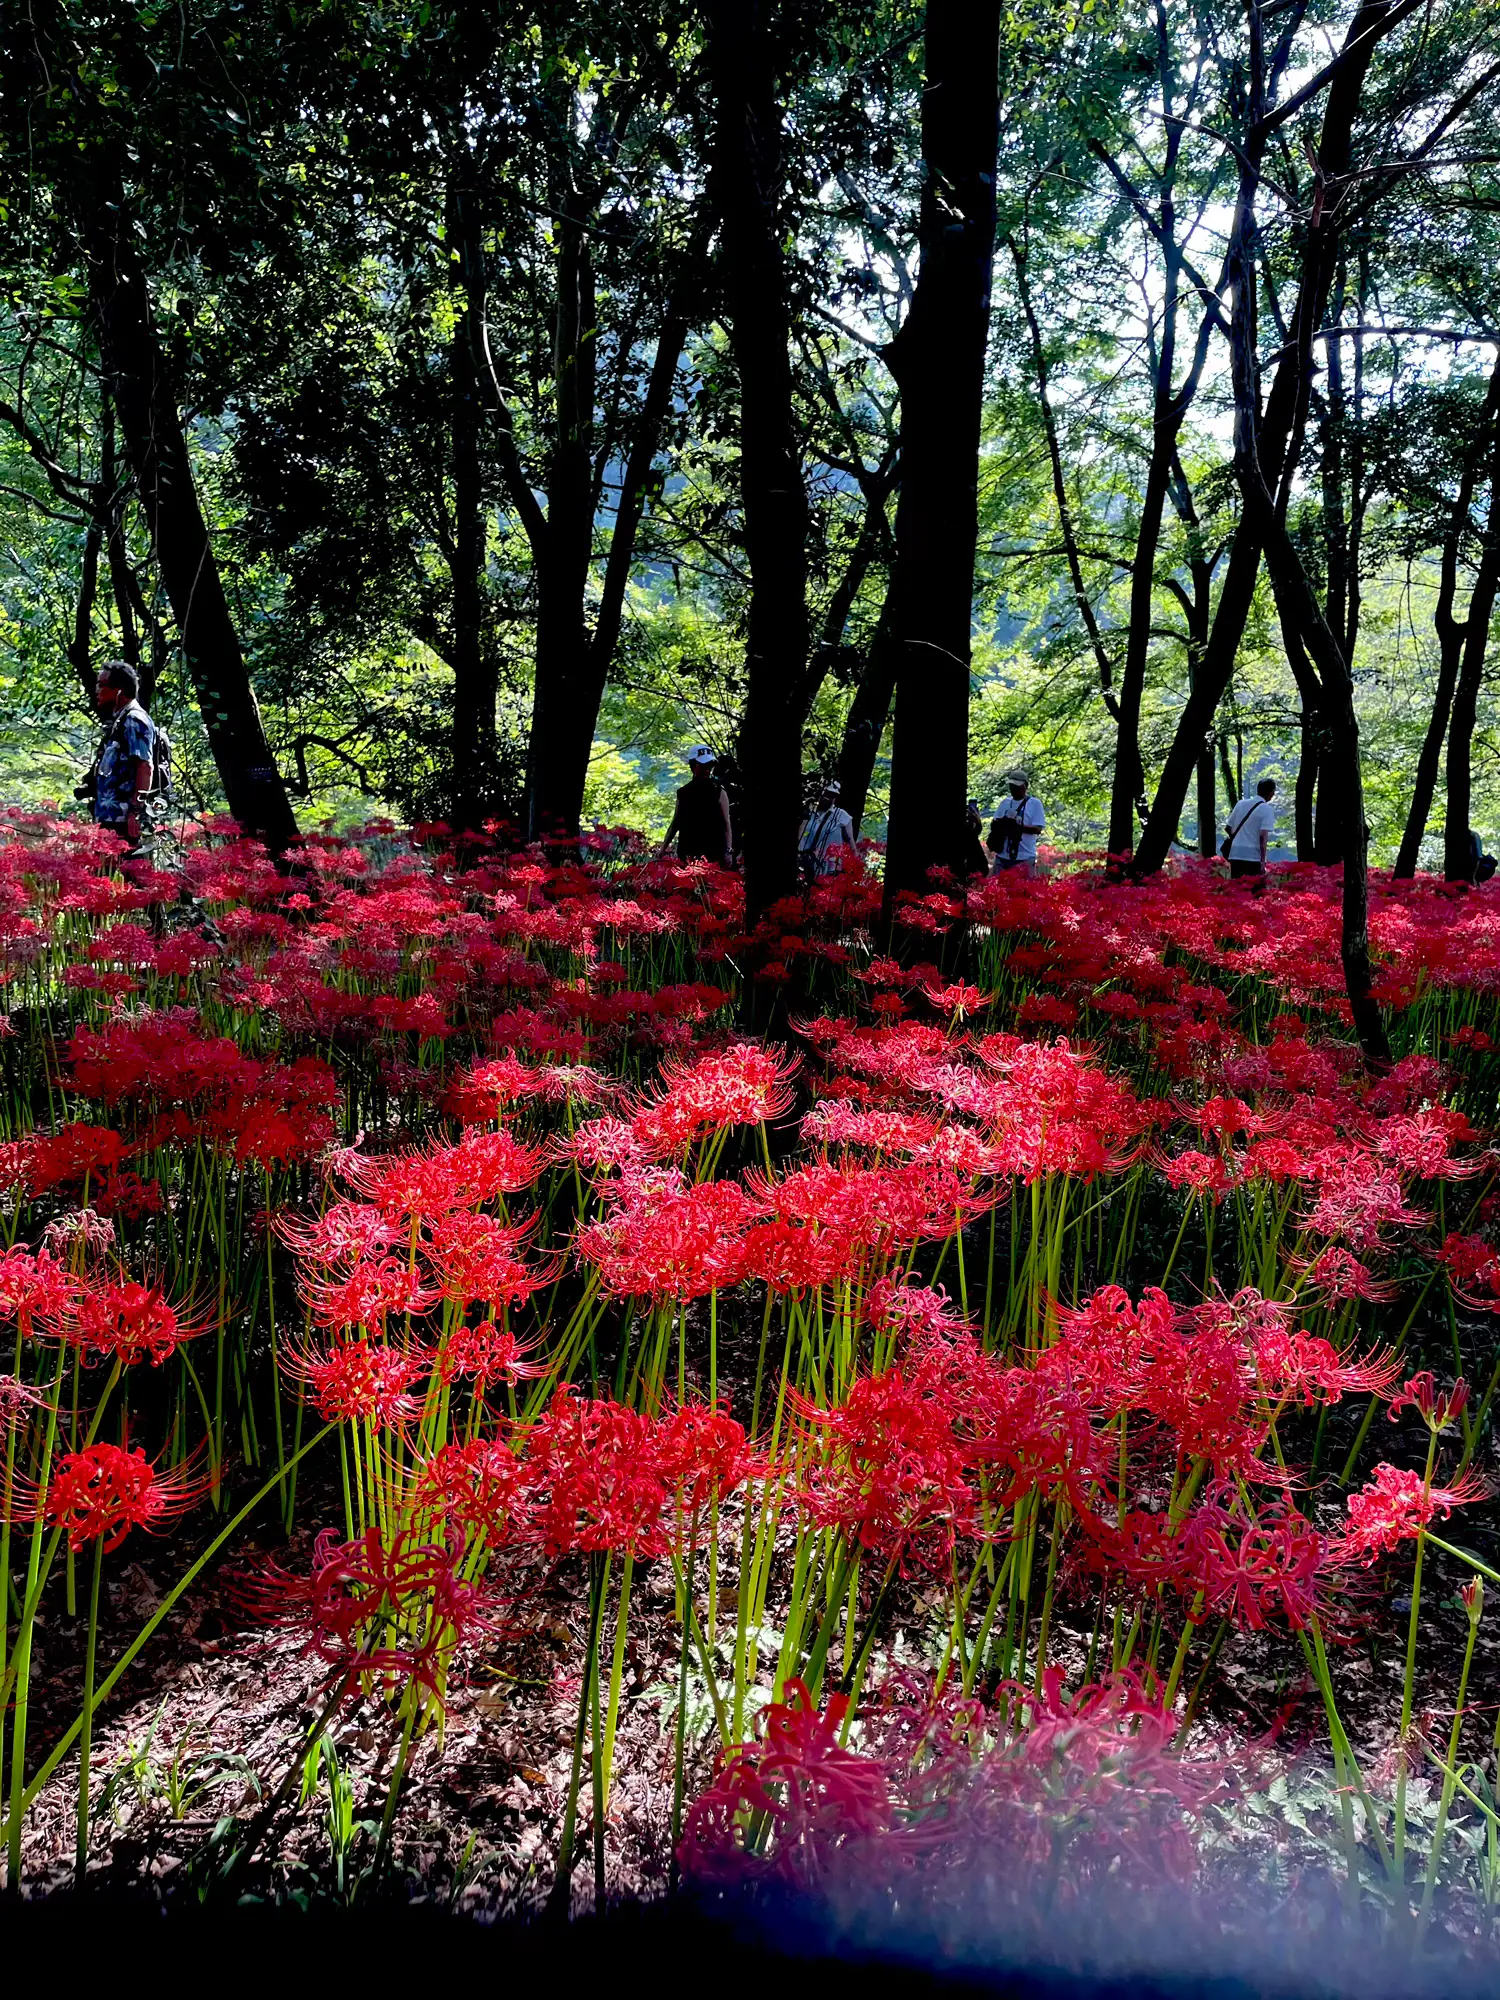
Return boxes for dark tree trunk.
[1395,349,1500,877]
[836,601,900,837]
[1443,401,1500,880]
[527,281,697,839]
[527,172,598,841]
[1295,715,1319,859]
[881,0,1001,910]
[448,179,498,832]
[81,181,297,848]
[706,0,809,919]
[1220,13,1390,1068]
[1110,438,1173,859]
[99,399,143,681]
[1129,0,1402,883]
[67,512,102,709]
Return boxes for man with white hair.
[660,745,734,866]
[798,778,857,879]
[989,768,1045,877]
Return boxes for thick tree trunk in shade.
[706,0,809,919]
[82,178,298,848]
[881,0,1001,912]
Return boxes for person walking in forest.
[798,779,857,880]
[660,746,734,866]
[1223,776,1277,885]
[80,662,161,855]
[989,769,1045,877]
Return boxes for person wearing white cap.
[989,768,1044,877]
[660,745,733,866]
[798,778,857,880]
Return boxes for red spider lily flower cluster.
[681,1667,1227,1905]
[27,1443,209,1552]
[1335,1462,1490,1564]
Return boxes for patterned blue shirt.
[94,702,156,828]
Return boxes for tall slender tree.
[881,0,1002,909]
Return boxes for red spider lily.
[576,1177,756,1300]
[68,1279,206,1368]
[1438,1232,1500,1312]
[1335,1462,1489,1564]
[1367,1107,1482,1180]
[341,1130,543,1222]
[682,1668,1224,1899]
[966,1364,1105,1512]
[0,1373,52,1431]
[658,1400,759,1517]
[1183,1496,1330,1631]
[630,1043,799,1155]
[243,1525,487,1699]
[437,1315,544,1387]
[1159,1149,1234,1197]
[865,1277,972,1343]
[67,1015,258,1107]
[27,1442,210,1552]
[1249,1325,1402,1407]
[1293,1245,1402,1304]
[305,1257,440,1332]
[749,1157,987,1254]
[284,1334,429,1426]
[1389,1371,1470,1432]
[1085,1491,1329,1632]
[1039,1285,1177,1416]
[1137,1315,1262,1475]
[0,1246,81,1335]
[520,1386,673,1558]
[679,1677,889,1887]
[737,1215,864,1294]
[1305,1153,1424,1250]
[793,1361,980,1571]
[414,1437,529,1540]
[24,1123,127,1195]
[278,1200,405,1267]
[423,1212,555,1310]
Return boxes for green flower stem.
[74,1534,104,1887]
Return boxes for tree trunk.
[448,178,497,833]
[526,280,698,839]
[1129,0,1402,882]
[81,180,297,848]
[67,511,102,710]
[526,165,599,841]
[1394,348,1500,877]
[881,0,1001,910]
[98,398,143,680]
[836,598,900,836]
[1295,714,1319,860]
[1109,439,1173,859]
[706,0,809,919]
[1443,404,1500,880]
[1220,25,1389,1068]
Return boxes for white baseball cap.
[685,745,716,765]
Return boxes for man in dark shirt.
[660,746,734,866]
[88,662,158,850]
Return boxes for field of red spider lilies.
[1,810,1499,1953]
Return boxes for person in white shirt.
[989,769,1045,877]
[798,779,857,879]
[1224,777,1277,884]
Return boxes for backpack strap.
[1224,799,1256,840]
